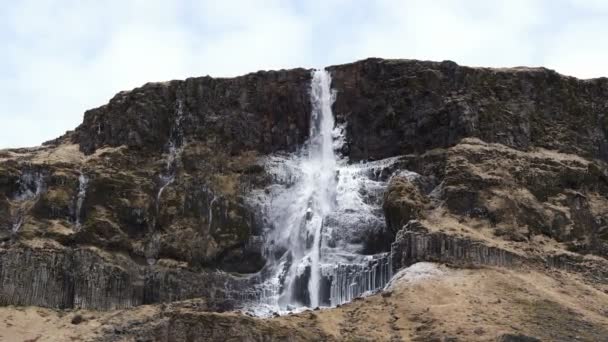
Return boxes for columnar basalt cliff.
[329,59,608,161]
[74,69,313,155]
[1,58,608,323]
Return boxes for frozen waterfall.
[246,69,398,315]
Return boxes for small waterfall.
[155,98,186,216]
[147,97,186,264]
[74,172,89,231]
[145,232,162,265]
[156,173,174,214]
[10,169,45,234]
[13,170,44,202]
[208,193,218,229]
[11,214,24,234]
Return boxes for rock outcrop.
[1,58,608,314]
[383,138,608,259]
[329,59,608,162]
[73,69,313,156]
[391,220,522,271]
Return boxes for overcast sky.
[1,0,607,148]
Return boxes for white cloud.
[329,0,543,67]
[543,20,608,78]
[0,0,311,148]
[0,0,607,148]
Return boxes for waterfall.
[269,69,338,309]
[245,69,401,315]
[148,97,186,263]
[11,214,24,233]
[74,172,88,231]
[208,193,218,229]
[13,170,44,202]
[155,98,185,215]
[306,69,338,308]
[11,170,45,234]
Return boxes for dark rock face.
[329,58,608,162]
[74,69,313,156]
[0,246,242,310]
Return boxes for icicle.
[324,253,393,306]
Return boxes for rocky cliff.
[1,58,608,340]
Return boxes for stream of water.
[246,69,396,315]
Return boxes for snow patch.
[385,262,445,290]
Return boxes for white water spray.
[11,170,45,234]
[208,194,218,229]
[264,69,338,308]
[156,99,185,215]
[11,215,24,234]
[246,69,399,315]
[305,69,338,308]
[74,172,88,230]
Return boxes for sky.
[1,0,608,148]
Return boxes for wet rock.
[215,246,266,274]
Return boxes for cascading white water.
[266,69,339,309]
[147,97,186,264]
[208,193,218,229]
[10,170,45,234]
[74,172,88,230]
[244,69,404,315]
[156,98,185,214]
[13,170,44,202]
[11,215,24,234]
[305,69,338,308]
